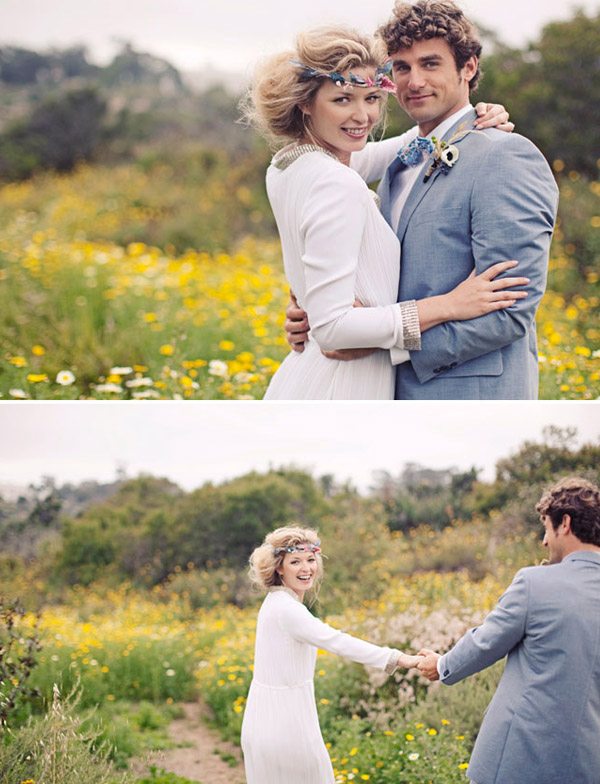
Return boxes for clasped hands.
[400,648,442,681]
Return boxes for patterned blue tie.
[396,136,434,166]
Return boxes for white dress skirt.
[240,587,397,784]
[263,136,418,400]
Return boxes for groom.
[285,0,559,399]
[417,477,600,784]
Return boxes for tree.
[0,87,107,179]
[480,10,600,176]
[148,469,328,579]
[102,43,184,93]
[27,476,62,529]
[0,47,49,84]
[481,427,600,528]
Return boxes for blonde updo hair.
[248,526,324,594]
[243,26,388,147]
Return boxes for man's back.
[443,552,600,784]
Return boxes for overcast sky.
[1,0,597,73]
[0,402,597,493]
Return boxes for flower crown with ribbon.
[291,61,396,93]
[273,540,322,555]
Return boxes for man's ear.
[461,55,478,85]
[560,513,572,534]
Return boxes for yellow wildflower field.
[0,163,597,399]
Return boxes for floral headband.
[273,540,322,555]
[291,60,396,93]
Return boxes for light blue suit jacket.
[439,551,600,784]
[378,110,559,399]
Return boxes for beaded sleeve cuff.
[399,300,421,351]
[385,649,402,675]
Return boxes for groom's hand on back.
[285,292,377,361]
[416,649,441,681]
[285,292,310,353]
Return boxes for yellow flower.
[349,747,358,756]
[427,728,438,736]
[219,340,235,351]
[31,344,46,356]
[458,763,469,770]
[159,344,175,356]
[405,733,415,741]
[320,698,330,705]
[9,355,27,367]
[27,373,49,383]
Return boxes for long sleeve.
[300,165,414,352]
[409,133,559,383]
[439,570,529,685]
[277,597,396,671]
[350,129,418,183]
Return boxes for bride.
[240,526,422,784]
[245,27,524,399]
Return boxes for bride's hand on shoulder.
[474,102,515,133]
[446,260,529,321]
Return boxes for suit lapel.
[396,108,478,243]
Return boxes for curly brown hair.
[377,0,482,92]
[536,477,600,546]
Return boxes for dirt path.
[130,701,246,784]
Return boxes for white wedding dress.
[263,134,417,400]
[241,587,397,784]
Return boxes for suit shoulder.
[467,129,553,165]
[516,562,564,586]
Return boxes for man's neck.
[418,101,471,138]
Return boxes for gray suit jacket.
[378,110,559,399]
[439,551,600,784]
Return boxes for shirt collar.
[563,550,600,564]
[422,103,473,141]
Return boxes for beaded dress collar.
[269,585,302,601]
[272,144,338,171]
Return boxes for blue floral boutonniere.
[423,123,477,183]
